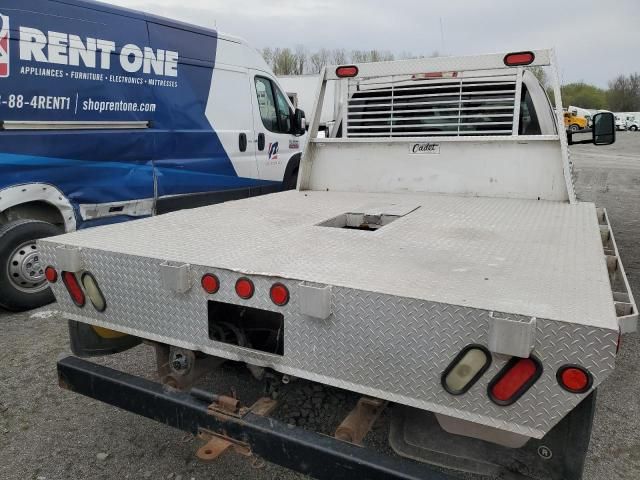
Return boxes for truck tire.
[0,219,62,311]
[569,124,580,133]
[631,125,638,131]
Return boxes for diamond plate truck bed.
[39,190,620,438]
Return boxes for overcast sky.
[104,0,638,88]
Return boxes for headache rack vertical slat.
[512,67,523,135]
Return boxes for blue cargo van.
[0,0,306,310]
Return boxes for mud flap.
[389,392,596,480]
[68,320,141,357]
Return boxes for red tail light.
[488,356,542,405]
[235,277,254,299]
[270,283,290,306]
[45,266,58,283]
[201,274,220,294]
[336,65,358,78]
[62,271,85,307]
[557,365,592,394]
[504,51,535,66]
[412,71,458,80]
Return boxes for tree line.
[551,77,639,112]
[261,47,428,76]
[519,67,639,112]
[264,47,640,112]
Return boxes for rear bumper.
[57,355,452,480]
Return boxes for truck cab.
[0,0,305,311]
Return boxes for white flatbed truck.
[42,50,636,480]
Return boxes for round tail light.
[201,274,220,294]
[270,283,290,306]
[557,365,592,394]
[235,277,254,299]
[45,266,58,283]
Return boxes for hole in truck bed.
[317,213,401,231]
[207,301,284,356]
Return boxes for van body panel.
[0,0,303,227]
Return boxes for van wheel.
[0,219,62,311]
[569,124,580,133]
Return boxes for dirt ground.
[1,133,640,480]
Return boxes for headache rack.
[346,71,518,137]
[299,49,575,204]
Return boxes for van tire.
[0,219,62,312]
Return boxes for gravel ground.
[1,133,640,480]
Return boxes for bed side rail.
[598,208,638,333]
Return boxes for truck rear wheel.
[569,124,580,133]
[0,219,62,311]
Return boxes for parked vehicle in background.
[625,114,639,131]
[0,0,305,311]
[615,115,627,130]
[568,105,594,126]
[564,111,588,132]
[44,50,636,480]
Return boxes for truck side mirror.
[293,108,306,135]
[567,111,616,146]
[592,112,615,146]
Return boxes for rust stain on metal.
[250,397,278,417]
[196,430,251,462]
[216,395,240,413]
[334,397,386,445]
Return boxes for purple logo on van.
[268,142,279,160]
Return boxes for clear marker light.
[443,347,490,395]
[81,273,106,312]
